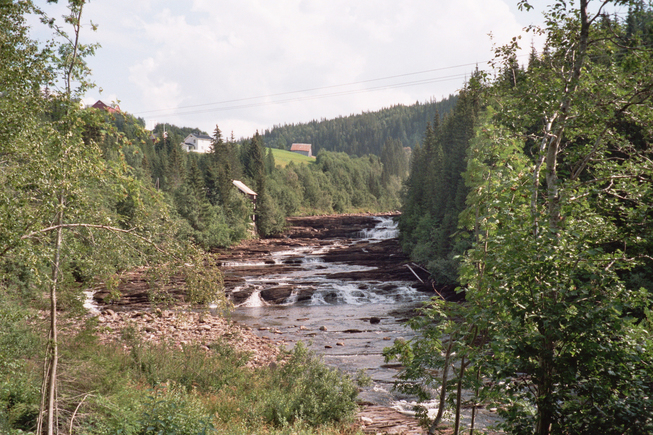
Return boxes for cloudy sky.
[31,1,614,138]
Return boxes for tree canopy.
[389,1,653,434]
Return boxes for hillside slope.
[262,95,457,156]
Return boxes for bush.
[262,343,361,427]
[136,386,216,435]
[0,296,41,433]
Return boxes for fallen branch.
[69,393,92,435]
[405,264,424,283]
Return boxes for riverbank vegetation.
[390,1,653,434]
[0,1,369,434]
[0,296,364,434]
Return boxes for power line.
[134,60,490,118]
[149,72,475,118]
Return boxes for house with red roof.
[91,100,120,114]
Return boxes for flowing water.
[222,216,501,429]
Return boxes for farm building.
[232,180,257,225]
[290,143,312,157]
[91,100,120,114]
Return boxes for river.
[216,215,501,429]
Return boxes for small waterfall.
[83,290,100,314]
[239,288,267,307]
[358,216,399,242]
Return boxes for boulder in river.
[260,285,295,303]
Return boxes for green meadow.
[269,148,316,167]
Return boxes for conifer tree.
[206,125,233,206]
[265,146,276,175]
[246,131,266,193]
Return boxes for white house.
[181,133,213,153]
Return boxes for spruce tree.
[206,125,233,206]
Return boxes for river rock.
[295,288,315,303]
[260,285,295,304]
[319,326,328,331]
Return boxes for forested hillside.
[389,1,653,433]
[399,80,481,285]
[106,114,408,244]
[261,97,457,156]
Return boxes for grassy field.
[269,148,316,168]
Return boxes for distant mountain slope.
[262,95,458,156]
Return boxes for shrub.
[262,343,361,427]
[136,386,216,435]
[0,296,41,433]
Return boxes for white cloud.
[128,57,181,113]
[71,0,554,137]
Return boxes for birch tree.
[1,2,224,434]
[462,1,653,433]
[389,2,653,434]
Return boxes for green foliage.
[0,321,363,435]
[0,297,41,434]
[384,299,480,432]
[392,3,653,435]
[262,97,458,156]
[136,387,216,435]
[256,190,287,237]
[261,343,361,427]
[183,255,227,308]
[399,85,481,283]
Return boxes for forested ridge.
[391,1,653,434]
[261,96,457,156]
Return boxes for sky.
[29,1,625,139]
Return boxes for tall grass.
[0,311,364,435]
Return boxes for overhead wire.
[134,60,493,119]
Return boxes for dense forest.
[399,81,480,285]
[260,97,457,156]
[390,1,653,434]
[105,111,409,246]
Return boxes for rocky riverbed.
[86,213,477,434]
[215,213,434,306]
